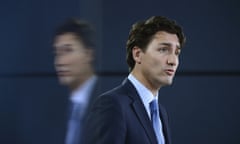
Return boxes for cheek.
[75,53,90,62]
[71,55,89,70]
[69,54,85,63]
[152,57,164,67]
[55,56,70,65]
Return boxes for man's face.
[53,33,93,88]
[134,31,181,89]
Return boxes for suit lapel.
[83,77,101,122]
[132,101,158,144]
[123,79,158,144]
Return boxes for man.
[53,18,102,144]
[85,16,186,144]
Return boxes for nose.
[54,55,65,67]
[167,54,178,66]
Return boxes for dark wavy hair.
[126,16,186,71]
[54,18,95,48]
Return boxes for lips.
[165,69,175,76]
[57,70,70,76]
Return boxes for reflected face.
[53,33,93,88]
[133,31,181,89]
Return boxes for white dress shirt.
[70,75,97,115]
[128,74,158,119]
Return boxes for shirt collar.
[70,75,97,105]
[128,74,158,118]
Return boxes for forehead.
[54,33,83,47]
[150,31,180,47]
[55,33,79,42]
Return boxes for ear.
[132,46,142,64]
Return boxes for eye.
[62,47,74,53]
[158,47,168,53]
[54,46,74,56]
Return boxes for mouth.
[57,70,70,76]
[164,69,175,76]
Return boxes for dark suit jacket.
[52,76,107,144]
[84,78,172,144]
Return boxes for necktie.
[66,102,83,144]
[150,99,165,144]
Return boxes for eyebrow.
[158,42,181,49]
[62,43,73,47]
[54,43,73,49]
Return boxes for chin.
[59,77,72,86]
[163,79,173,86]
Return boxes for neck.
[69,72,95,92]
[131,71,160,96]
